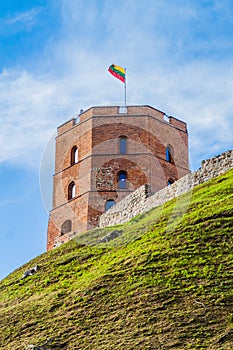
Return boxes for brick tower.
[47,105,189,250]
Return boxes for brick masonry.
[47,105,190,250]
[99,150,233,227]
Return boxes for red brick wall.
[55,120,92,173]
[47,105,189,250]
[47,193,90,250]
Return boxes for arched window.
[118,171,127,189]
[166,145,173,163]
[68,181,76,200]
[105,199,115,212]
[71,146,78,165]
[119,136,127,154]
[167,178,174,186]
[61,220,72,235]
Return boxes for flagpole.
[124,67,127,107]
[108,64,127,107]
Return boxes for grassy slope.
[0,169,232,350]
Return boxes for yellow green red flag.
[108,64,126,83]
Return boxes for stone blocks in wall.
[99,184,151,227]
[98,150,233,228]
[47,104,190,249]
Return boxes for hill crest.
[0,167,232,349]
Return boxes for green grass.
[0,169,232,349]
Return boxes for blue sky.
[1,0,233,280]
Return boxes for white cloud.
[0,61,124,168]
[0,69,58,167]
[0,0,232,172]
[135,60,233,165]
[4,8,40,28]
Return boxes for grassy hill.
[0,169,232,350]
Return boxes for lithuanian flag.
[108,64,126,83]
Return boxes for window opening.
[68,182,76,200]
[105,199,115,212]
[167,178,174,186]
[118,171,127,189]
[166,146,172,163]
[61,220,72,235]
[119,136,127,154]
[71,146,78,165]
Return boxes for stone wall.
[99,150,233,228]
[48,104,189,250]
[99,184,152,227]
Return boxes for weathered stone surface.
[99,184,152,227]
[22,265,39,279]
[99,150,233,228]
[99,230,123,243]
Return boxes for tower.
[47,105,189,250]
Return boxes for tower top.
[58,105,187,135]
